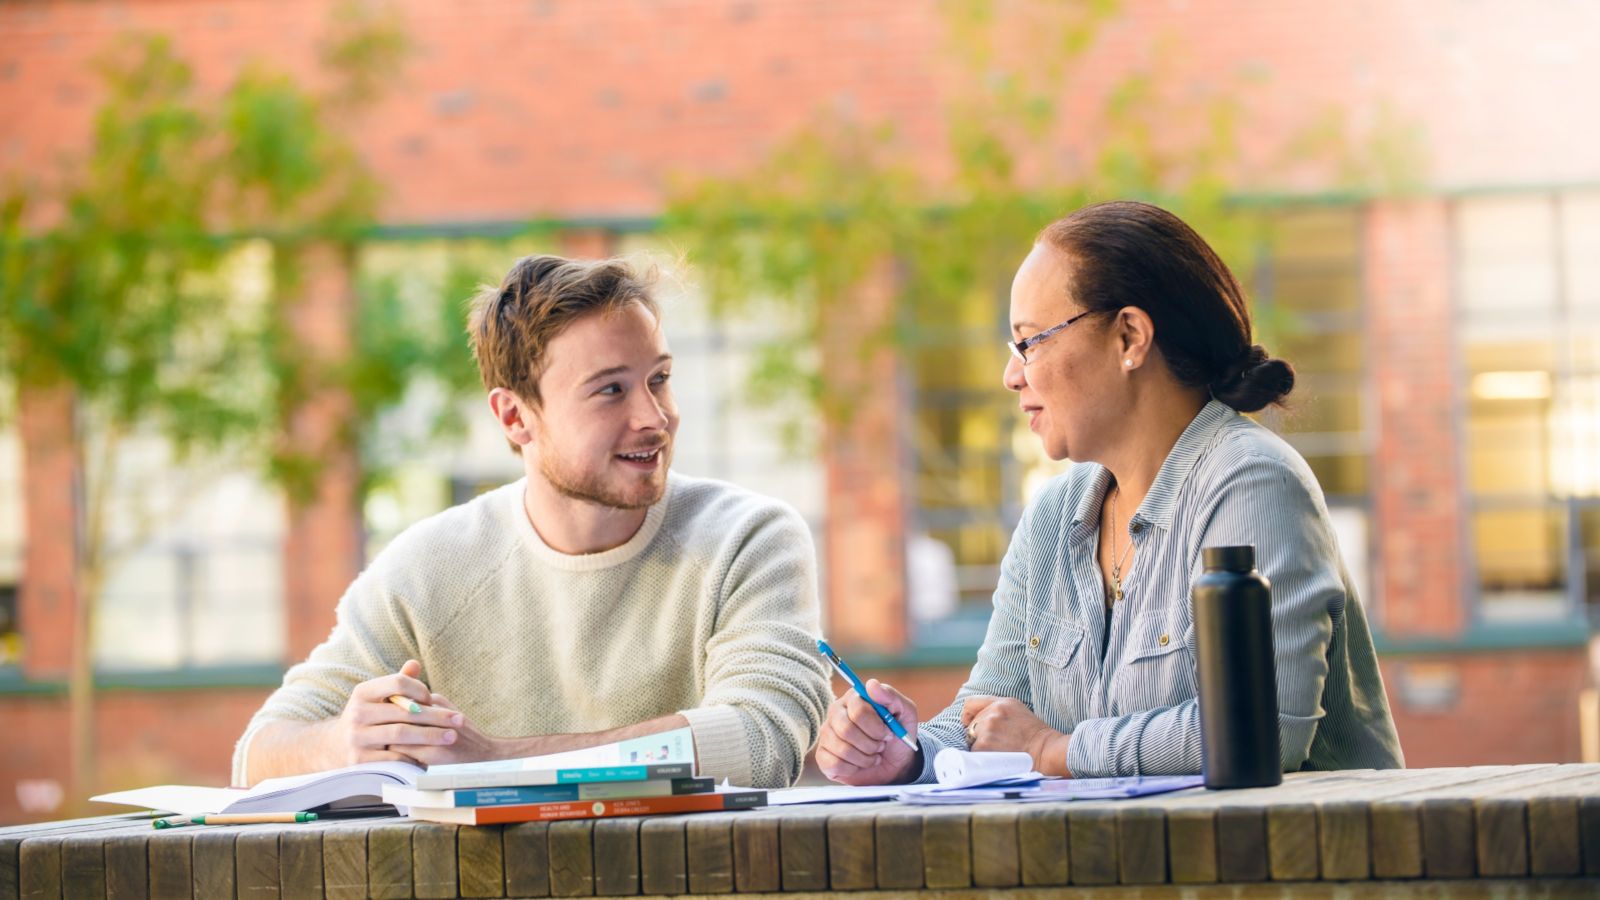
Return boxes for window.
[0,585,16,668]
[1254,207,1369,496]
[1582,505,1600,626]
[94,463,286,668]
[906,286,1033,627]
[1456,191,1600,623]
[1254,207,1374,607]
[90,243,287,669]
[0,405,21,668]
[355,237,537,553]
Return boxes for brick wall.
[4,0,1599,824]
[822,261,909,653]
[0,687,271,824]
[4,2,1598,224]
[1382,650,1589,766]
[281,244,364,663]
[1365,199,1466,637]
[15,386,78,681]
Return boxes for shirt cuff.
[911,733,952,784]
[1066,715,1116,778]
[679,704,752,787]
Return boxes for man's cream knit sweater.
[233,473,832,789]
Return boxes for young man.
[233,255,831,789]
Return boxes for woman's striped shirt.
[915,400,1404,780]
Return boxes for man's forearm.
[244,713,697,785]
[496,714,695,767]
[241,719,339,786]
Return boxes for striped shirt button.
[1029,635,1040,648]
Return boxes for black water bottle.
[1193,545,1282,789]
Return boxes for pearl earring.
[1124,359,1134,367]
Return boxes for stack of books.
[385,727,766,825]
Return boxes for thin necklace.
[1107,485,1135,603]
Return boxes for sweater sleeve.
[680,503,831,789]
[230,558,425,786]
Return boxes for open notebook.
[766,749,1202,806]
[90,761,422,817]
[89,726,699,817]
[900,749,1203,804]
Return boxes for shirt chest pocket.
[1024,612,1090,728]
[1111,607,1197,713]
[1025,612,1086,667]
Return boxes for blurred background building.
[2,0,1598,822]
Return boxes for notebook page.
[227,760,424,813]
[89,785,247,817]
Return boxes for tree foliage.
[662,0,1419,436]
[0,0,482,808]
[0,1,479,497]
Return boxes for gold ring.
[966,722,978,744]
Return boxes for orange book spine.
[465,790,764,824]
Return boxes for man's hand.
[329,660,468,767]
[961,695,1072,777]
[816,679,921,786]
[388,691,503,766]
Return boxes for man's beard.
[538,438,673,510]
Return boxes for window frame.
[1452,190,1597,627]
[1254,204,1379,613]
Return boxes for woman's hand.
[816,679,921,785]
[962,696,1072,777]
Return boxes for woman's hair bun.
[1210,344,1295,412]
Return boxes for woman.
[818,201,1403,784]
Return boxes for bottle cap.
[1202,545,1256,572]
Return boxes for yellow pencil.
[387,694,422,714]
[190,812,317,825]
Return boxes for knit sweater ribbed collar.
[510,474,674,572]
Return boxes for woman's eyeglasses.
[1007,309,1095,365]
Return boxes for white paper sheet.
[758,749,1043,807]
[88,785,247,817]
[929,749,1039,790]
[763,784,902,805]
[899,774,1205,805]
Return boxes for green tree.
[0,3,473,807]
[662,0,1417,433]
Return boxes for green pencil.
[179,812,317,825]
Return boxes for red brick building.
[3,1,1598,823]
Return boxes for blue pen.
[817,638,919,752]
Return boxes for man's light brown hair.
[468,255,660,453]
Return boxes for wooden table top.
[4,764,1599,898]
